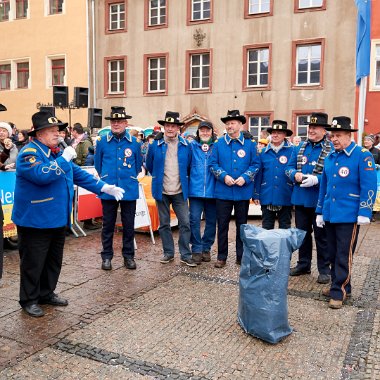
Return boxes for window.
[0,64,11,90]
[109,2,125,30]
[16,0,28,18]
[246,113,272,140]
[105,57,127,96]
[51,58,65,86]
[147,0,166,27]
[243,44,271,89]
[16,62,29,88]
[246,0,271,16]
[376,44,380,87]
[187,0,212,24]
[293,39,324,88]
[186,50,212,92]
[295,0,325,12]
[49,0,63,15]
[0,0,10,21]
[144,54,168,95]
[292,111,320,140]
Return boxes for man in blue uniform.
[189,121,217,264]
[253,120,295,229]
[146,111,196,267]
[316,116,377,309]
[210,110,259,268]
[12,111,124,317]
[95,106,143,271]
[286,112,332,284]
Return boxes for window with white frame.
[298,0,323,8]
[16,61,29,88]
[49,0,63,15]
[109,2,125,30]
[16,0,28,18]
[108,59,125,93]
[295,114,310,140]
[296,43,321,85]
[190,53,210,90]
[0,0,10,21]
[0,63,11,90]
[247,47,269,87]
[191,0,210,21]
[149,0,166,26]
[248,114,271,141]
[148,56,166,93]
[249,0,270,14]
[51,58,65,86]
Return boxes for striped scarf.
[296,138,332,175]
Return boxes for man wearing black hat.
[95,106,143,271]
[146,111,196,267]
[316,116,377,309]
[12,111,124,317]
[286,112,332,284]
[253,120,295,229]
[210,110,260,268]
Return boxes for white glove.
[357,216,371,225]
[61,146,77,162]
[300,174,318,187]
[101,184,125,201]
[316,215,325,228]
[137,166,146,180]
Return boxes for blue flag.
[355,0,371,85]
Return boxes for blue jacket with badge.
[316,142,377,222]
[253,141,295,206]
[286,138,332,207]
[210,132,260,201]
[146,135,191,201]
[189,139,216,198]
[94,132,142,201]
[12,140,105,228]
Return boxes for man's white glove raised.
[357,216,371,225]
[101,184,125,201]
[316,214,325,228]
[61,146,77,162]
[300,174,319,187]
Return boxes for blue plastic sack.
[238,225,306,344]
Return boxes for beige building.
[92,0,357,138]
[0,0,90,129]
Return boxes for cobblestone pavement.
[0,217,379,379]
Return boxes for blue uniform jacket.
[316,142,377,222]
[286,139,332,208]
[12,140,105,228]
[145,135,191,201]
[210,132,259,201]
[94,132,142,201]
[189,140,216,198]
[253,141,295,206]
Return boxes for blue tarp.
[238,225,306,344]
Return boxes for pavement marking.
[54,339,210,380]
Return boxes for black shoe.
[83,223,101,230]
[236,258,242,265]
[317,274,331,284]
[160,255,174,264]
[102,259,112,270]
[289,266,311,276]
[180,258,197,267]
[23,304,44,317]
[39,294,68,306]
[124,258,137,270]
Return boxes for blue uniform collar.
[264,139,291,153]
[224,132,244,145]
[106,131,132,143]
[342,141,357,156]
[157,135,188,146]
[31,139,53,158]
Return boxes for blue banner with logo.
[374,168,380,212]
[0,171,17,237]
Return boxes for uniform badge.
[123,162,127,166]
[29,156,36,163]
[312,161,316,166]
[301,156,308,165]
[368,161,373,167]
[124,148,132,157]
[338,167,350,177]
[97,136,101,141]
[237,149,246,158]
[127,164,131,168]
[202,144,209,152]
[279,156,288,164]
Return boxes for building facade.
[93,0,357,137]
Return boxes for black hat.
[28,111,68,137]
[267,120,293,136]
[104,106,132,120]
[221,110,246,124]
[325,116,358,132]
[0,103,7,112]
[197,121,213,130]
[157,111,184,126]
[303,112,330,128]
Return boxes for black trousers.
[294,206,330,275]
[216,199,250,262]
[101,200,136,260]
[17,226,66,307]
[325,222,359,301]
[261,205,292,230]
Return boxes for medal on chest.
[201,144,209,152]
[124,148,132,158]
[338,167,350,178]
[301,156,308,165]
[237,149,246,158]
[279,155,288,164]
